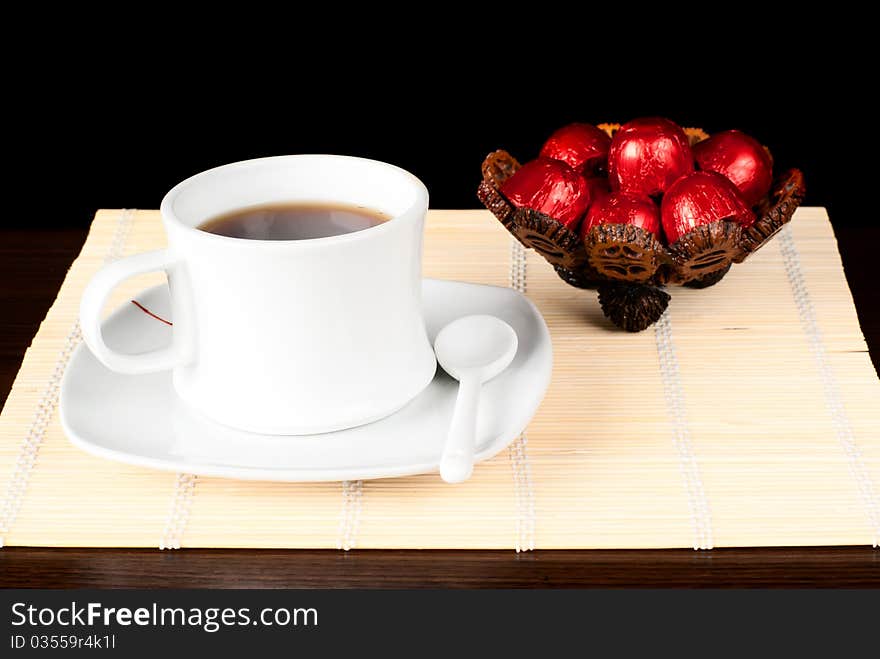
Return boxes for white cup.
[80,155,437,434]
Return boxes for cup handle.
[80,249,181,374]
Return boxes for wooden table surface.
[1,226,878,588]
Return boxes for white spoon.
[433,315,518,484]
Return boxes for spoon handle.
[440,376,481,484]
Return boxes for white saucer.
[60,279,552,482]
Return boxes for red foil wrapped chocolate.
[694,129,774,206]
[501,157,591,230]
[609,117,694,197]
[661,171,755,244]
[540,123,611,176]
[580,192,661,240]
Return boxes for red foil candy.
[580,192,661,240]
[661,171,756,244]
[501,157,591,230]
[608,117,694,197]
[693,129,773,206]
[540,123,611,176]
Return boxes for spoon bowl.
[434,315,519,382]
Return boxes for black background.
[9,31,864,231]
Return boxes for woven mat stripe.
[160,473,198,550]
[509,240,535,552]
[654,310,714,550]
[0,209,135,548]
[337,479,364,550]
[779,227,880,547]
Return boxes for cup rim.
[159,154,429,248]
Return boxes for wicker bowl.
[477,124,806,331]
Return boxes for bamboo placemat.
[1,208,878,550]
